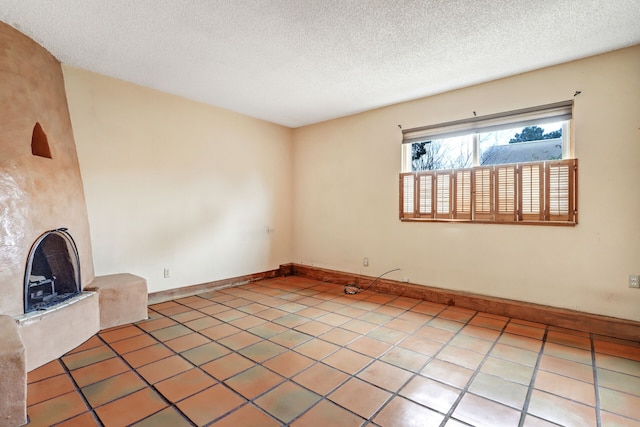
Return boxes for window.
[400,101,577,225]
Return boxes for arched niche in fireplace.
[24,228,81,313]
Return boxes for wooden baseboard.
[148,268,281,305]
[288,263,640,342]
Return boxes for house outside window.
[400,101,577,225]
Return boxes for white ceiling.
[1,1,639,128]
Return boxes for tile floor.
[26,276,640,427]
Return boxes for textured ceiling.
[1,1,639,128]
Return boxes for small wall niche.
[31,122,52,159]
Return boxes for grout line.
[518,325,548,427]
[591,332,602,427]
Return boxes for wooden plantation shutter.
[454,169,472,219]
[474,167,493,220]
[495,165,517,221]
[417,173,434,218]
[435,172,452,219]
[519,163,544,221]
[546,159,577,222]
[400,173,416,219]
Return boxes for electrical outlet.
[629,274,639,288]
[363,257,369,267]
[164,268,170,279]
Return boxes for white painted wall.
[292,46,640,321]
[64,67,293,293]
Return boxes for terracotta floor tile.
[137,354,193,384]
[359,311,393,325]
[136,316,177,332]
[373,305,405,317]
[255,380,321,423]
[109,333,158,354]
[28,359,65,383]
[481,356,535,385]
[449,334,494,354]
[295,319,334,336]
[534,370,596,406]
[296,306,330,319]
[239,340,287,363]
[498,332,543,353]
[228,314,267,329]
[292,362,349,395]
[218,330,263,350]
[468,372,529,409]
[170,308,208,322]
[201,353,255,380]
[199,323,242,340]
[319,327,360,345]
[156,304,193,316]
[122,343,173,368]
[398,334,444,356]
[263,351,315,377]
[317,312,352,327]
[99,325,145,343]
[55,411,100,427]
[214,308,248,322]
[460,324,502,342]
[439,345,489,373]
[594,339,640,362]
[411,301,447,316]
[596,353,640,377]
[599,387,640,420]
[414,325,455,343]
[154,368,217,403]
[453,393,522,427]
[164,332,210,353]
[539,354,594,383]
[528,389,597,426]
[600,410,640,427]
[399,375,461,413]
[225,365,284,399]
[62,345,116,370]
[131,406,193,427]
[468,314,508,331]
[491,342,539,366]
[237,302,269,314]
[521,414,560,427]
[277,302,307,313]
[212,403,281,427]
[65,336,104,355]
[177,384,246,426]
[183,315,222,331]
[294,338,340,360]
[248,322,288,338]
[546,330,591,350]
[366,326,409,344]
[269,329,313,348]
[381,347,430,371]
[255,307,289,320]
[323,348,373,374]
[149,301,181,311]
[150,324,192,341]
[273,313,310,328]
[439,307,475,323]
[544,342,593,365]
[357,360,413,392]
[373,395,444,427]
[94,388,167,427]
[81,370,146,407]
[329,377,391,419]
[504,322,545,340]
[597,367,640,396]
[290,399,364,427]
[27,390,87,427]
[341,318,378,334]
[428,318,464,333]
[181,341,231,365]
[222,297,252,308]
[347,336,392,358]
[27,373,77,406]
[421,358,475,389]
[70,356,130,387]
[336,305,368,318]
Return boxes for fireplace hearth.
[24,228,81,313]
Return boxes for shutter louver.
[418,174,434,217]
[519,163,543,221]
[454,169,472,219]
[435,172,452,219]
[496,166,516,221]
[400,173,416,219]
[474,167,493,220]
[546,159,576,222]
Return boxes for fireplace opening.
[24,228,81,313]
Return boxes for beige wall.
[292,45,640,321]
[64,67,293,294]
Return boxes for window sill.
[400,218,577,227]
